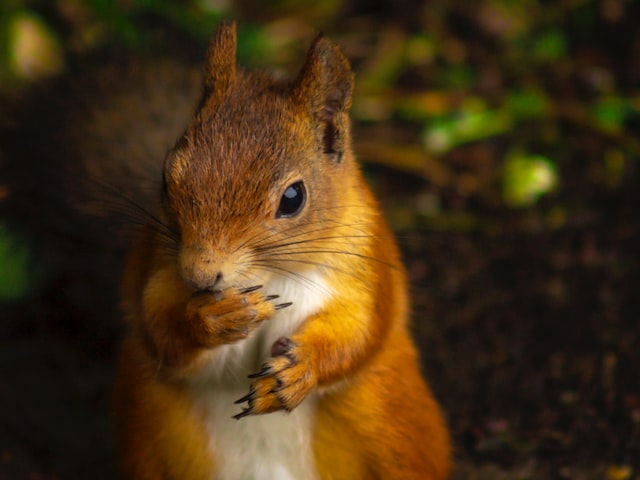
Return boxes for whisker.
[237,219,335,253]
[242,214,380,253]
[248,263,333,298]
[246,220,373,249]
[253,234,372,253]
[232,205,373,254]
[85,178,179,243]
[260,257,370,284]
[260,249,397,270]
[235,269,263,289]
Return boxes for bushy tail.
[0,55,202,344]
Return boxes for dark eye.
[276,181,306,218]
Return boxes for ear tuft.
[203,20,237,96]
[295,35,354,115]
[294,35,354,159]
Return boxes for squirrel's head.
[162,21,366,293]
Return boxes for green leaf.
[423,99,513,153]
[532,29,567,61]
[591,97,628,133]
[502,152,558,207]
[506,89,550,118]
[6,10,64,80]
[0,225,31,301]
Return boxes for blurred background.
[1,0,639,478]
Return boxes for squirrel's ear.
[203,20,237,96]
[294,35,354,157]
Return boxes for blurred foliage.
[2,10,64,79]
[502,151,558,207]
[1,0,639,282]
[0,224,31,300]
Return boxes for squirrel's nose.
[187,268,225,293]
[180,247,227,292]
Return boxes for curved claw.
[248,364,272,379]
[239,285,263,294]
[233,407,253,420]
[234,389,255,405]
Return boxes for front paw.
[186,286,288,347]
[234,337,316,419]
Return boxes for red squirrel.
[113,20,451,479]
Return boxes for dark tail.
[0,55,202,345]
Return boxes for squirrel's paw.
[186,286,283,347]
[233,337,316,419]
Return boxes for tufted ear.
[294,34,354,158]
[203,20,237,98]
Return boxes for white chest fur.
[190,272,331,480]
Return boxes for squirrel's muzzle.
[179,245,228,292]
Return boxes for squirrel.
[0,19,451,479]
[113,21,451,479]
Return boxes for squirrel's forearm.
[290,298,387,388]
[129,264,204,374]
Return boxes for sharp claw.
[233,408,253,420]
[248,364,272,379]
[239,285,263,294]
[234,389,255,405]
[265,294,280,301]
[275,302,293,311]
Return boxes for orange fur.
[114,20,451,479]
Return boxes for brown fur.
[114,20,452,479]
